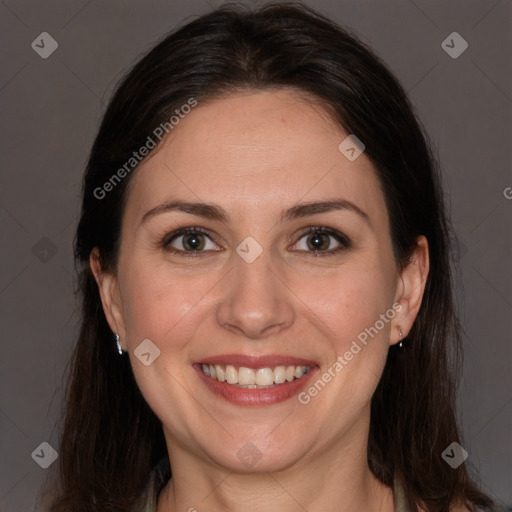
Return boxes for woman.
[47,3,502,511]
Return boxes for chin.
[202,435,309,474]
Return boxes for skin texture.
[91,89,429,512]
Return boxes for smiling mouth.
[200,363,310,388]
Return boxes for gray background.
[0,0,510,510]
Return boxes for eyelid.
[161,226,222,253]
[161,225,351,257]
[292,226,350,244]
[289,226,351,256]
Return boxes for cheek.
[119,263,197,350]
[119,258,231,361]
[329,268,395,391]
[118,264,209,426]
[299,261,394,348]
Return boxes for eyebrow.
[140,198,370,226]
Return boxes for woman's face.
[95,89,427,473]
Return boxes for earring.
[115,333,123,355]
[398,326,404,349]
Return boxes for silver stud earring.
[115,333,123,355]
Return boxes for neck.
[156,428,395,512]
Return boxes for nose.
[216,249,295,340]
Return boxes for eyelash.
[159,226,351,258]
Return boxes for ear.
[391,235,430,346]
[89,248,127,349]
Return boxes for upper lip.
[196,354,317,369]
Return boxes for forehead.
[125,89,387,228]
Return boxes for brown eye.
[305,232,331,251]
[180,232,206,251]
[291,227,351,256]
[163,227,220,255]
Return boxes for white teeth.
[225,365,238,384]
[238,367,255,385]
[274,366,286,384]
[216,365,226,382]
[256,368,274,386]
[201,363,311,386]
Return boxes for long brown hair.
[45,3,495,511]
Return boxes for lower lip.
[194,365,318,406]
